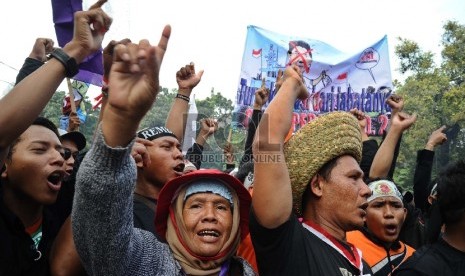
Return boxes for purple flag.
[51,0,103,86]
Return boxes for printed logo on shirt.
[31,228,42,249]
[339,268,353,276]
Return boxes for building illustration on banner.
[234,25,393,136]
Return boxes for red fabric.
[25,217,43,236]
[303,219,362,270]
[237,233,258,273]
[155,169,251,242]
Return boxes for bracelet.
[49,48,79,78]
[175,93,190,102]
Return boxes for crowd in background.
[1,1,464,275]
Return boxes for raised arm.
[349,108,369,142]
[15,38,54,85]
[72,24,171,275]
[350,108,378,178]
[195,118,218,148]
[165,62,204,140]
[101,29,171,145]
[240,79,269,167]
[385,95,404,178]
[0,2,110,166]
[223,142,236,172]
[413,126,447,212]
[96,38,132,123]
[252,65,308,228]
[185,118,218,169]
[0,38,52,164]
[369,111,417,179]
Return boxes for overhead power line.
[0,79,14,85]
[0,61,19,71]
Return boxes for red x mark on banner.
[287,41,313,73]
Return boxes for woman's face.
[182,193,233,257]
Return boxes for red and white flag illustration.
[252,48,262,58]
[337,72,348,80]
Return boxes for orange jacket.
[237,233,258,274]
[347,230,415,275]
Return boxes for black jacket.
[0,195,60,276]
[394,237,465,276]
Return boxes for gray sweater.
[72,130,255,276]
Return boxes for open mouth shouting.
[197,228,221,242]
[384,223,399,236]
[173,163,185,176]
[47,170,65,192]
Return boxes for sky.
[1,0,464,102]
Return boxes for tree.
[441,21,465,86]
[140,87,176,129]
[393,20,465,189]
[396,37,435,76]
[195,88,245,169]
[140,87,244,169]
[40,90,65,126]
[40,86,243,170]
[40,90,100,150]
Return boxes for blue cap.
[184,179,233,207]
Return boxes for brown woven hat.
[283,111,362,216]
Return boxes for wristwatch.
[50,48,79,78]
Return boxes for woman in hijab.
[155,169,254,275]
[73,161,255,275]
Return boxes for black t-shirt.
[0,198,60,275]
[133,194,158,236]
[393,237,465,276]
[250,211,373,276]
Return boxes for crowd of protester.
[1,1,464,275]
